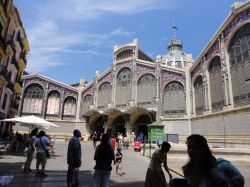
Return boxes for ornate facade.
[19,1,250,147]
[0,0,30,135]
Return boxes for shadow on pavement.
[0,166,145,187]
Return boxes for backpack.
[216,158,244,186]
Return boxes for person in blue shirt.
[137,132,144,142]
[67,129,82,187]
[217,158,244,187]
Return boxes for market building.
[19,1,250,147]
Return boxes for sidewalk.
[140,142,250,160]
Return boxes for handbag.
[39,138,50,158]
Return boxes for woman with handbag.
[35,130,51,177]
[23,128,38,172]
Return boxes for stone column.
[220,34,233,107]
[112,65,116,107]
[42,82,49,118]
[131,50,136,104]
[59,90,65,119]
[192,85,196,116]
[185,67,191,117]
[155,61,161,122]
[18,79,25,116]
[205,70,212,112]
[75,87,82,121]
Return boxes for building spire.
[172,25,178,41]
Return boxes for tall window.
[229,23,250,106]
[63,97,76,118]
[194,76,204,115]
[209,56,224,112]
[163,81,185,117]
[137,74,156,108]
[82,95,93,115]
[97,82,111,110]
[115,68,132,108]
[116,49,133,61]
[46,91,60,116]
[22,84,44,114]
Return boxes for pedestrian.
[35,130,51,177]
[115,148,123,176]
[92,131,98,149]
[217,157,245,187]
[93,133,115,187]
[67,129,82,187]
[182,134,229,187]
[144,141,172,187]
[23,128,38,172]
[111,136,116,151]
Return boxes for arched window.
[116,49,133,61]
[209,56,224,112]
[97,82,111,110]
[163,81,185,117]
[115,68,132,108]
[194,75,204,115]
[22,84,44,114]
[137,74,156,108]
[63,97,76,119]
[229,23,250,106]
[82,94,93,115]
[46,91,60,119]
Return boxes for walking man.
[67,129,82,187]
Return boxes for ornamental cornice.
[136,64,156,78]
[115,60,132,73]
[224,9,250,43]
[25,77,47,90]
[82,85,93,98]
[98,72,112,85]
[64,89,78,100]
[161,70,185,88]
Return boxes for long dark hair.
[184,134,217,186]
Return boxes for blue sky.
[14,0,245,84]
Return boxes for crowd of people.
[2,127,245,187]
[79,130,246,187]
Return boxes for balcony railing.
[0,35,6,52]
[0,64,6,74]
[6,81,14,91]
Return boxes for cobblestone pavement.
[0,141,249,187]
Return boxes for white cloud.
[18,0,176,72]
[111,28,133,36]
[33,0,176,21]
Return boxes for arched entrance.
[130,107,154,141]
[113,115,126,137]
[134,114,152,141]
[95,116,105,140]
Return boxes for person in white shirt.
[35,130,51,177]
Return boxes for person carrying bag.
[35,130,51,177]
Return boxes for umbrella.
[0,115,59,130]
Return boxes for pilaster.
[42,82,49,118]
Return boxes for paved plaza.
[0,141,250,187]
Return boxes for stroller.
[133,141,141,151]
[168,169,189,187]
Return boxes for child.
[115,148,123,176]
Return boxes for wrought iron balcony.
[0,64,6,74]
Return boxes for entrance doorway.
[134,114,152,142]
[113,115,126,137]
[94,116,105,140]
